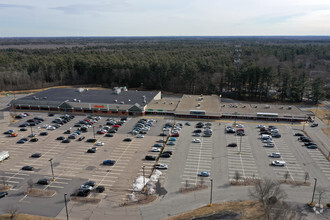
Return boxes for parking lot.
[0,111,329,217]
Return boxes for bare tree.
[6,205,19,220]
[284,171,290,182]
[304,172,309,183]
[249,178,287,219]
[234,171,241,182]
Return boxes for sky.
[0,0,330,37]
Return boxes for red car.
[97,130,105,134]
[113,125,120,128]
[171,133,179,137]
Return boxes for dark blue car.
[102,160,116,166]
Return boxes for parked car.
[56,136,65,140]
[160,153,171,158]
[227,143,237,147]
[151,147,161,152]
[30,137,39,142]
[192,139,201,143]
[37,179,50,185]
[271,133,281,138]
[169,137,177,141]
[154,164,168,170]
[271,160,286,166]
[84,181,96,187]
[86,138,97,143]
[264,143,275,148]
[39,132,48,136]
[154,144,163,148]
[307,145,318,149]
[198,171,210,177]
[31,153,42,158]
[78,136,85,141]
[87,147,97,153]
[311,123,318,127]
[95,142,104,146]
[167,142,175,146]
[102,160,116,165]
[163,151,173,155]
[16,139,26,144]
[294,133,304,136]
[269,153,281,158]
[77,189,90,197]
[22,166,34,171]
[20,128,28,131]
[95,186,105,193]
[171,133,179,137]
[145,155,156,161]
[0,192,8,199]
[123,138,132,142]
[159,133,167,136]
[136,134,144,138]
[62,139,71,143]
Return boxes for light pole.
[310,178,317,206]
[303,120,306,131]
[92,126,95,139]
[64,193,69,220]
[30,125,33,136]
[209,178,213,207]
[49,158,55,181]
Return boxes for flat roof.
[14,88,160,107]
[175,95,221,116]
[147,98,180,112]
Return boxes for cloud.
[0,3,33,10]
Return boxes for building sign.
[94,105,105,108]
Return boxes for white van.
[261,134,271,140]
[0,151,9,162]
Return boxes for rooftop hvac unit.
[120,101,124,104]
[128,99,131,102]
[288,106,292,110]
[73,99,77,102]
[114,100,117,103]
[44,97,47,99]
[265,105,270,109]
[78,88,85,93]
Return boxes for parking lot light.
[64,193,69,220]
[310,178,317,206]
[142,165,146,187]
[209,178,213,207]
[49,158,55,181]
[238,135,242,154]
[92,126,96,139]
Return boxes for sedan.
[159,133,167,137]
[154,143,163,147]
[78,136,85,141]
[264,143,275,148]
[102,160,116,165]
[192,139,201,143]
[145,155,156,161]
[0,192,8,199]
[271,133,281,138]
[151,147,161,152]
[17,139,26,144]
[22,166,34,171]
[169,137,177,141]
[307,145,318,149]
[154,164,168,170]
[30,138,39,142]
[39,132,48,136]
[136,134,144,138]
[123,138,132,142]
[105,133,113,137]
[20,128,28,131]
[227,143,237,147]
[160,153,171,158]
[192,133,201,137]
[271,160,286,166]
[95,142,104,146]
[62,139,71,143]
[269,153,281,158]
[87,148,97,153]
[31,153,42,158]
[167,142,175,146]
[37,179,50,185]
[198,171,210,177]
[84,181,96,187]
[294,133,304,136]
[262,139,273,143]
[86,138,97,143]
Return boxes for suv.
[145,155,156,161]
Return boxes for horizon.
[1,1,329,37]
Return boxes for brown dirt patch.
[26,188,56,198]
[230,178,260,186]
[166,200,264,220]
[121,194,158,206]
[70,196,101,204]
[0,213,59,220]
[0,185,12,192]
[179,185,208,194]
[278,180,311,186]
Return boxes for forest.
[0,37,329,103]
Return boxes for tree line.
[0,37,328,103]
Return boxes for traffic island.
[179,184,208,194]
[120,193,157,206]
[0,184,12,192]
[70,196,101,204]
[230,178,260,186]
[26,188,56,198]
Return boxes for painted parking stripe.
[5,172,29,176]
[43,176,72,180]
[48,185,64,189]
[0,175,24,180]
[91,175,118,178]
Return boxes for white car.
[163,127,170,131]
[192,133,201,137]
[154,164,168,169]
[95,142,104,146]
[257,125,265,128]
[269,153,281,158]
[46,126,56,130]
[264,143,275,147]
[42,124,49,128]
[236,124,244,128]
[262,139,273,143]
[271,160,286,166]
[151,147,161,152]
[136,134,144,138]
[192,139,201,143]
